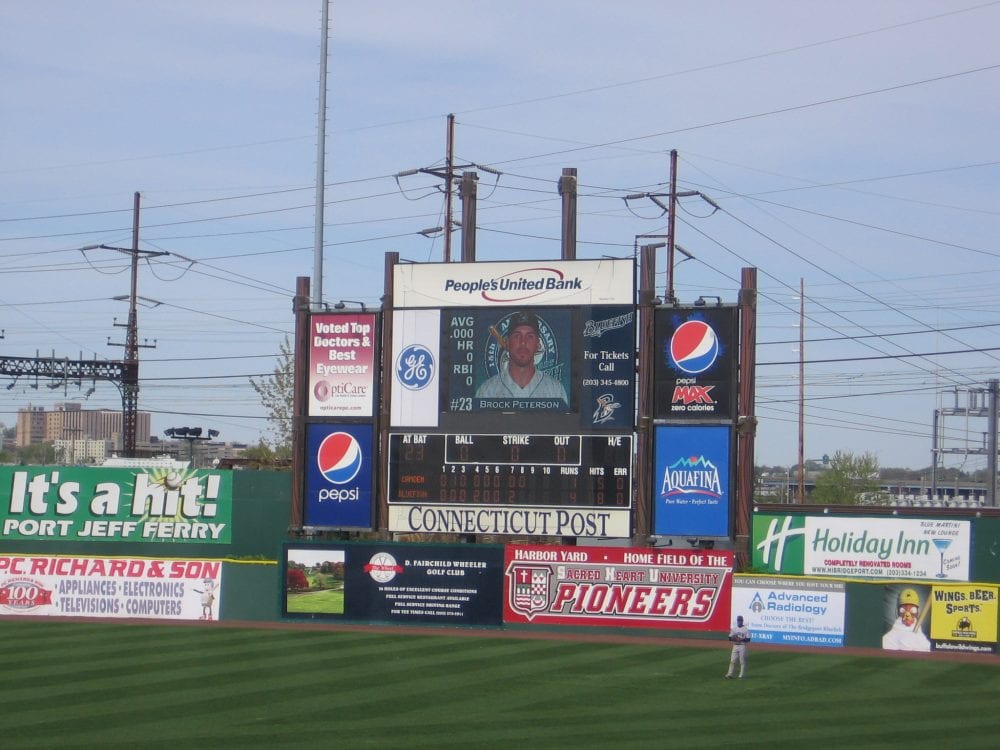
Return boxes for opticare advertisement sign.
[283,542,503,626]
[0,555,222,620]
[503,544,733,630]
[753,514,971,581]
[304,424,374,529]
[732,575,846,648]
[308,312,378,418]
[0,466,232,543]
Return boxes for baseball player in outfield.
[725,615,750,679]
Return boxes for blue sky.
[2,1,999,471]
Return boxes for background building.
[16,403,151,450]
[53,438,115,465]
[15,406,46,447]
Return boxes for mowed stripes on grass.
[1,619,998,750]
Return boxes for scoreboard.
[388,259,636,538]
[388,432,633,507]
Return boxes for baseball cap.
[506,310,540,335]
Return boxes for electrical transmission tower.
[932,379,999,505]
[2,193,164,457]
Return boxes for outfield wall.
[739,507,1000,656]
[3,467,998,658]
[733,574,998,655]
[281,541,734,633]
[0,466,288,622]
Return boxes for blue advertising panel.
[283,542,504,626]
[304,423,374,529]
[653,424,731,537]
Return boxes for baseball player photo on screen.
[446,307,573,413]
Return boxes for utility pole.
[394,114,462,261]
[104,193,167,456]
[5,195,165,456]
[990,379,998,506]
[460,171,478,262]
[667,150,680,295]
[396,115,499,262]
[797,278,805,503]
[444,114,455,262]
[559,167,577,260]
[313,0,330,307]
[736,267,758,567]
[624,150,703,302]
[124,191,142,455]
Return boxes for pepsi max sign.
[305,424,374,529]
[654,306,738,420]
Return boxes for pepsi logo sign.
[668,320,720,375]
[316,432,363,485]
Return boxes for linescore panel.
[388,432,633,508]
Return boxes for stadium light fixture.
[334,300,367,311]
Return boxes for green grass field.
[285,588,345,613]
[2,619,998,749]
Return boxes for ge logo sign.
[395,344,434,390]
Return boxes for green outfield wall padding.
[227,470,291,559]
[972,516,1000,583]
[844,581,884,648]
[220,561,281,621]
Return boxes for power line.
[760,321,1000,347]
[477,62,1000,168]
[740,195,1000,261]
[454,1,1000,116]
[763,345,1000,367]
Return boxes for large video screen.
[446,307,573,413]
[445,305,634,429]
